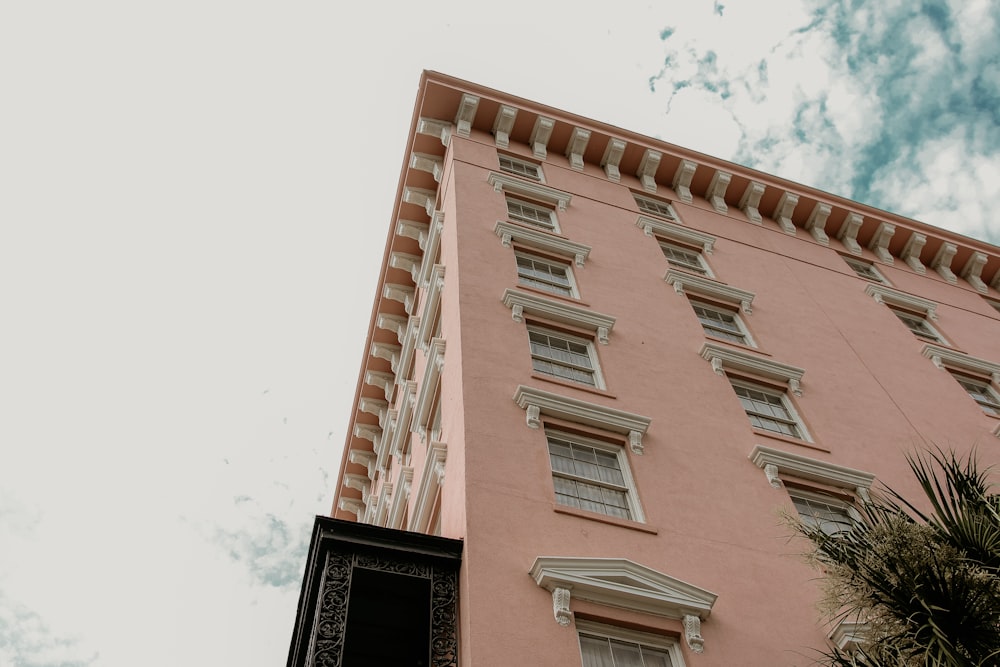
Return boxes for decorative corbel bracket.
[565,127,591,171]
[706,170,731,213]
[932,242,958,284]
[773,192,798,235]
[837,213,863,255]
[672,160,697,203]
[416,117,452,146]
[901,232,927,274]
[961,251,989,293]
[530,116,555,159]
[601,138,626,182]
[739,181,765,224]
[552,587,573,627]
[684,614,705,654]
[804,202,831,245]
[868,222,896,264]
[454,93,479,138]
[636,149,662,193]
[492,104,517,148]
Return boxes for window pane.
[516,253,573,296]
[548,438,631,520]
[529,330,597,386]
[733,384,801,438]
[792,495,854,535]
[660,242,706,274]
[610,640,643,666]
[579,636,615,667]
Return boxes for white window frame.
[659,240,712,276]
[545,429,643,522]
[515,251,579,298]
[842,255,888,284]
[787,487,858,535]
[502,288,616,345]
[889,305,947,344]
[576,620,686,667]
[528,326,604,388]
[498,153,543,181]
[506,196,559,232]
[688,298,754,347]
[513,384,651,454]
[730,379,809,440]
[948,372,1000,416]
[633,193,680,221]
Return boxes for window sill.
[752,428,830,453]
[530,373,617,399]
[553,505,658,534]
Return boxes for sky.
[2,1,999,665]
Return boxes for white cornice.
[487,172,571,211]
[739,181,765,224]
[773,191,798,235]
[512,385,650,454]
[494,220,591,266]
[638,216,715,254]
[664,270,754,313]
[502,288,615,344]
[529,556,718,622]
[865,284,938,319]
[706,170,731,213]
[750,444,875,490]
[869,222,896,264]
[901,232,927,274]
[601,138,626,182]
[700,342,805,395]
[530,116,554,159]
[921,344,1000,384]
[636,149,661,193]
[805,202,831,245]
[672,160,697,203]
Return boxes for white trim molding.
[637,217,715,255]
[666,270,755,314]
[830,621,871,652]
[700,342,805,396]
[528,556,718,652]
[386,466,413,530]
[494,220,591,267]
[487,172,572,211]
[865,284,939,320]
[417,211,445,287]
[502,288,615,344]
[412,338,446,439]
[388,381,417,457]
[921,344,1000,385]
[750,444,875,492]
[418,265,445,349]
[409,441,447,533]
[513,385,651,454]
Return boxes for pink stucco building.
[288,72,1000,666]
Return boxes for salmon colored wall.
[437,127,1000,665]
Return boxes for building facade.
[291,72,1000,666]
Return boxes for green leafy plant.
[796,449,1000,666]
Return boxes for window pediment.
[750,444,875,491]
[865,284,938,319]
[529,556,717,653]
[488,172,571,211]
[502,288,615,344]
[513,384,650,454]
[494,220,591,266]
[700,342,805,396]
[921,343,1000,384]
[665,270,754,314]
[637,216,715,254]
